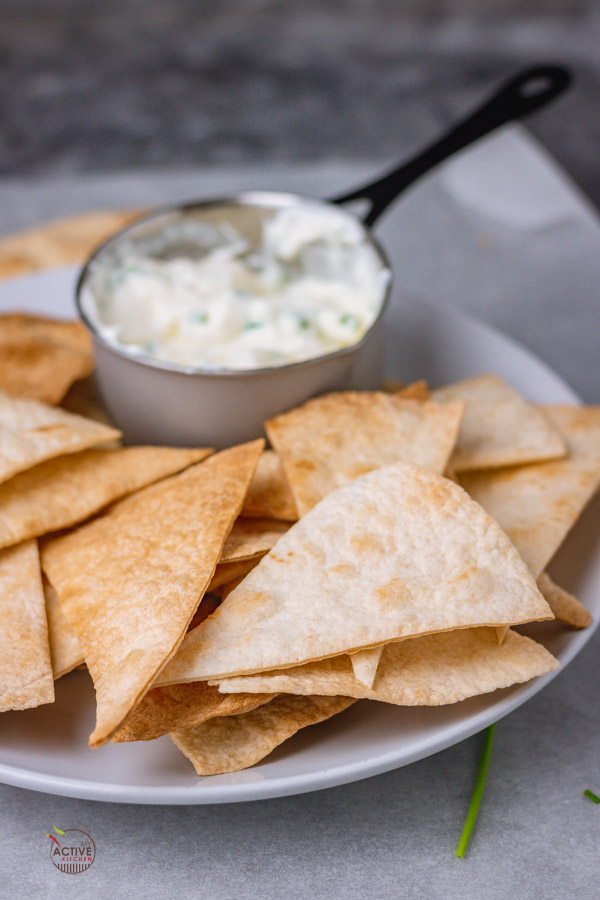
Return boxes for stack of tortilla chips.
[2,314,600,777]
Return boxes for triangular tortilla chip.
[537,572,591,629]
[158,461,551,685]
[212,628,558,705]
[44,575,84,679]
[220,517,290,564]
[240,450,298,521]
[0,313,94,404]
[113,683,273,742]
[350,646,383,689]
[266,391,464,515]
[460,406,600,578]
[0,389,120,485]
[0,540,54,711]
[171,694,355,776]
[396,380,430,402]
[0,445,212,549]
[432,373,566,472]
[41,439,264,747]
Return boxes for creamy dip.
[82,203,390,370]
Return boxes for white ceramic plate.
[0,266,598,804]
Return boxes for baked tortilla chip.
[113,682,273,742]
[240,450,298,521]
[0,313,94,405]
[171,694,355,776]
[159,461,551,685]
[213,628,558,705]
[0,445,212,549]
[44,575,84,679]
[537,572,591,629]
[41,439,264,747]
[349,647,383,689]
[396,380,430,401]
[0,540,54,711]
[0,390,120,485]
[460,406,600,578]
[220,517,290,564]
[432,373,566,472]
[266,391,464,515]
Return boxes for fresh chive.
[339,313,359,328]
[190,312,208,324]
[456,724,496,858]
[299,317,310,329]
[584,789,600,804]
[244,321,262,330]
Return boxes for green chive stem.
[584,789,600,804]
[456,724,496,858]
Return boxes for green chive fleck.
[339,313,359,328]
[299,317,310,329]
[584,789,600,804]
[191,312,208,324]
[244,321,262,330]
[456,724,496,858]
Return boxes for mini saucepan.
[76,65,570,447]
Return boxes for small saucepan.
[76,65,570,447]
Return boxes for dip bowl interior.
[76,193,392,448]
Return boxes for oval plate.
[0,266,598,804]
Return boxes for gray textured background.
[1,3,599,898]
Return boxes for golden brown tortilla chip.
[0,389,120,485]
[220,517,290,564]
[113,682,273,742]
[159,461,551,685]
[266,391,464,515]
[0,313,94,405]
[214,627,559,705]
[60,377,116,426]
[432,373,566,472]
[240,450,298,521]
[349,647,383,688]
[44,574,84,679]
[0,209,141,279]
[0,540,54,711]
[537,572,592,629]
[396,380,430,402]
[41,439,264,747]
[207,557,262,593]
[460,405,600,578]
[171,694,355,775]
[0,445,212,549]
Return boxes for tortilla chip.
[60,377,116,426]
[171,694,355,776]
[41,439,264,747]
[0,389,120,486]
[432,373,566,472]
[0,540,54,711]
[220,517,290,564]
[44,575,84,679]
[214,627,559,705]
[0,209,141,279]
[159,461,551,685]
[266,391,464,515]
[0,445,212,549]
[350,647,383,688]
[460,406,600,578]
[240,450,298,521]
[537,572,591,629]
[0,313,94,405]
[113,682,273,742]
[396,380,430,401]
[208,557,262,593]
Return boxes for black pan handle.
[331,64,572,227]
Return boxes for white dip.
[82,204,390,370]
